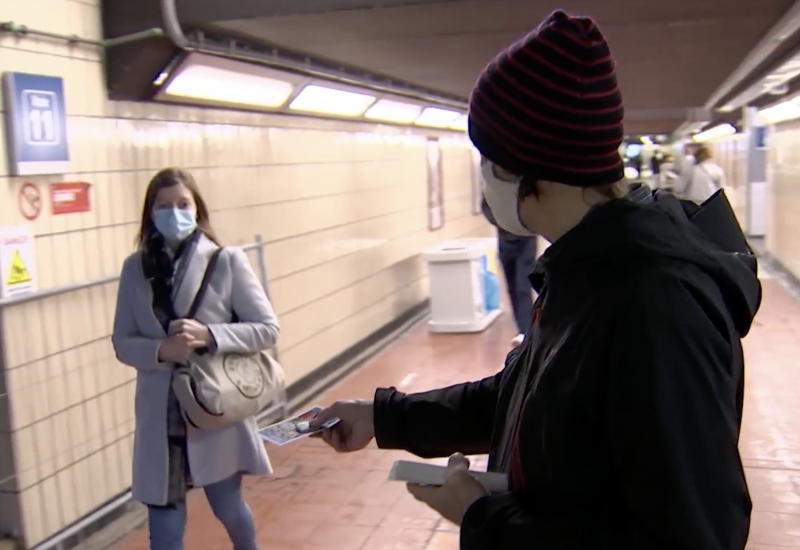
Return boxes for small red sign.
[18,182,42,221]
[50,182,91,215]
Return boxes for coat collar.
[171,234,219,319]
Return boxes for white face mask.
[481,161,536,236]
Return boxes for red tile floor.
[112,275,800,550]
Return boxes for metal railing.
[0,234,287,550]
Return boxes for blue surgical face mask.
[152,207,197,243]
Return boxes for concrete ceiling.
[198,0,794,135]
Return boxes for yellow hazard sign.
[6,249,31,286]
[0,225,37,297]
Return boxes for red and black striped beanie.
[468,10,625,187]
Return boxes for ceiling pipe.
[158,0,467,110]
[704,0,800,110]
[0,21,164,48]
[160,0,188,48]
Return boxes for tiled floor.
[111,277,800,550]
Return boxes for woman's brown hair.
[694,145,712,164]
[135,167,219,249]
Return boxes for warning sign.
[0,225,37,298]
[6,250,31,285]
[18,182,42,221]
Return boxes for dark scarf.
[142,230,199,507]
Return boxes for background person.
[678,144,727,204]
[657,153,680,189]
[678,142,697,191]
[481,197,537,346]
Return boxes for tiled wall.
[766,119,800,278]
[0,0,491,546]
[709,135,748,226]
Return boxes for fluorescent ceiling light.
[153,71,169,87]
[289,85,376,117]
[164,63,294,109]
[640,135,654,146]
[415,107,462,128]
[692,123,737,143]
[449,115,468,131]
[759,97,800,124]
[364,99,423,123]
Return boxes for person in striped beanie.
[402,10,756,549]
[312,11,758,550]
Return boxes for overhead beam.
[624,120,688,136]
[704,0,800,110]
[625,108,705,121]
[176,0,474,25]
[102,0,475,38]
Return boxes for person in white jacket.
[679,144,696,185]
[677,145,726,204]
[656,154,680,190]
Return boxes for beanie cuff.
[469,119,624,188]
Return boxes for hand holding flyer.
[257,406,341,446]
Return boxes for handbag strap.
[186,248,224,319]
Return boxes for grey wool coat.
[111,234,279,506]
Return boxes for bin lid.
[423,238,494,262]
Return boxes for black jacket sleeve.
[373,370,503,458]
[459,276,750,550]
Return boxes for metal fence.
[0,234,286,550]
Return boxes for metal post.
[252,235,269,297]
[252,235,288,420]
[255,235,281,365]
[0,308,22,542]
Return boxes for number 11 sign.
[3,72,70,176]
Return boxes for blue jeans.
[147,473,257,550]
[497,230,537,333]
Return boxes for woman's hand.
[407,453,489,525]
[158,332,205,363]
[168,319,212,346]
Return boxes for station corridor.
[7,1,800,548]
[109,270,800,550]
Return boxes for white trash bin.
[423,238,503,333]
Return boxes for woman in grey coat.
[112,167,280,550]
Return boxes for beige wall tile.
[57,468,79,528]
[766,119,800,277]
[0,0,491,544]
[709,135,748,226]
[18,486,44,547]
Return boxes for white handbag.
[171,248,285,430]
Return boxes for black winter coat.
[374,198,761,550]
